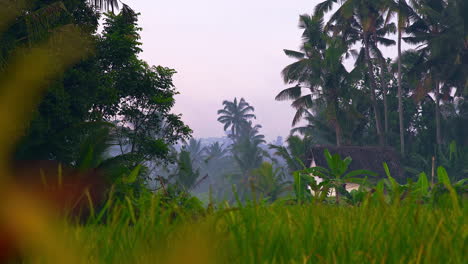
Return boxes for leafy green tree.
[8,0,103,162]
[12,4,191,170]
[94,9,191,165]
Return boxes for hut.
[307,146,405,183]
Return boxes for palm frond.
[88,0,119,11]
[284,49,305,59]
[275,85,302,101]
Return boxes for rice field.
[7,191,465,264]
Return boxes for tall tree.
[316,0,395,146]
[182,138,206,167]
[231,123,266,175]
[13,4,192,165]
[217,98,256,139]
[404,0,456,146]
[389,0,414,156]
[277,14,352,146]
[99,10,191,164]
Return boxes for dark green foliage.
[10,3,190,169]
[294,149,376,203]
[277,14,355,146]
[292,149,466,206]
[281,0,468,182]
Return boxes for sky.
[122,0,404,141]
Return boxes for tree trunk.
[397,29,405,156]
[335,122,342,147]
[434,80,442,145]
[378,56,389,138]
[364,34,385,146]
[333,98,342,147]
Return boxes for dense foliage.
[1,1,191,188]
[277,0,467,181]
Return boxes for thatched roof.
[307,146,404,182]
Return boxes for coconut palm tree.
[289,108,336,145]
[217,98,256,139]
[204,142,228,162]
[181,138,206,166]
[387,0,415,156]
[277,14,352,146]
[269,135,314,174]
[231,122,266,175]
[404,0,456,146]
[316,0,396,146]
[172,150,201,191]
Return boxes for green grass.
[56,196,467,264]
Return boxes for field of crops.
[3,186,465,264]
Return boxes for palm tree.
[204,142,228,162]
[316,0,396,146]
[182,138,206,166]
[277,14,351,146]
[88,0,120,11]
[289,108,336,145]
[356,21,396,138]
[269,135,314,174]
[231,122,266,175]
[172,150,201,191]
[217,98,256,139]
[388,0,415,156]
[404,0,456,146]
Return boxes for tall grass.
[42,194,465,264]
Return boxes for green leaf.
[78,146,95,171]
[416,172,429,196]
[343,157,352,170]
[383,162,391,178]
[344,169,377,179]
[123,164,142,184]
[324,149,334,170]
[309,167,329,179]
[437,166,461,215]
[437,166,451,186]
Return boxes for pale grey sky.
[122,0,403,141]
